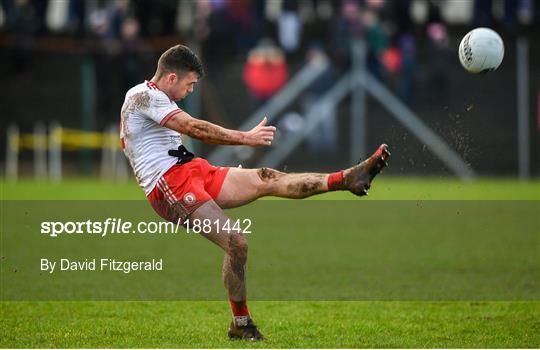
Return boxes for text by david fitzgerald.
[40,258,163,274]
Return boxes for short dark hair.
[156,44,204,78]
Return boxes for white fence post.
[48,121,62,182]
[6,124,19,182]
[34,122,48,179]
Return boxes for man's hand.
[243,117,276,147]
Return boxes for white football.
[458,28,504,74]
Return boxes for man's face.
[169,71,199,101]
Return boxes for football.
[458,27,504,74]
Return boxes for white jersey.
[120,81,183,195]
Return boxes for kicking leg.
[216,144,390,208]
[189,200,264,341]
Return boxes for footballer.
[120,44,390,341]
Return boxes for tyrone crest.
[183,192,196,205]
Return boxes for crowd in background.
[1,0,536,107]
[1,0,537,103]
[1,0,538,175]
[0,0,539,71]
[0,0,537,104]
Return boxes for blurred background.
[0,0,538,182]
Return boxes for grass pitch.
[1,177,539,348]
[1,301,538,348]
[1,176,538,200]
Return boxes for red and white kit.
[120,81,229,222]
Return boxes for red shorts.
[147,158,229,223]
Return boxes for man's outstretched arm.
[164,111,275,147]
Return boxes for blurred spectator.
[278,0,302,53]
[194,0,213,43]
[515,0,535,25]
[473,0,493,27]
[88,8,117,50]
[302,43,338,156]
[474,0,535,29]
[66,0,87,36]
[3,0,37,79]
[382,0,413,34]
[365,0,385,12]
[132,0,151,36]
[503,0,535,28]
[33,0,48,35]
[243,38,289,105]
[159,0,179,35]
[380,46,401,75]
[331,0,363,69]
[227,0,257,54]
[199,0,235,66]
[426,0,444,23]
[132,0,177,36]
[88,8,120,122]
[253,0,267,46]
[109,0,130,38]
[331,0,389,77]
[396,33,416,106]
[119,17,147,93]
[425,22,450,94]
[362,8,389,78]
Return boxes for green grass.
[1,177,539,348]
[1,301,539,348]
[1,176,539,200]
